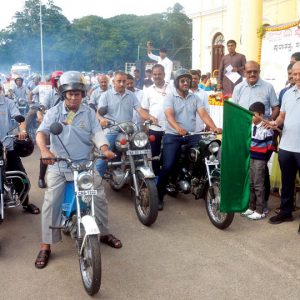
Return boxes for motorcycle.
[99,114,159,227]
[165,132,234,230]
[0,115,31,223]
[15,97,29,117]
[47,122,103,296]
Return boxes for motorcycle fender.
[211,168,220,179]
[136,166,155,179]
[81,215,100,235]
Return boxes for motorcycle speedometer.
[208,141,219,154]
[133,132,148,148]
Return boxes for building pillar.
[225,0,241,45]
[241,0,263,62]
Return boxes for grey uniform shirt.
[98,88,141,123]
[89,87,106,107]
[232,78,279,118]
[164,90,205,135]
[0,96,20,150]
[279,86,300,153]
[41,89,61,109]
[13,86,28,101]
[37,102,108,173]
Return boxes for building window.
[212,32,224,75]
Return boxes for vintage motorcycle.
[99,113,159,227]
[0,115,31,223]
[165,132,234,230]
[47,122,103,296]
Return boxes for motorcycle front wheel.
[204,179,234,230]
[132,171,158,226]
[79,234,102,296]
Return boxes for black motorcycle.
[166,132,234,230]
[0,116,31,223]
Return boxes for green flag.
[220,101,252,212]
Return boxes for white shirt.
[148,52,173,84]
[132,88,144,125]
[192,88,210,131]
[141,83,172,131]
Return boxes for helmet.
[14,76,24,84]
[174,68,192,89]
[32,73,41,82]
[58,71,86,96]
[51,70,63,88]
[14,137,34,157]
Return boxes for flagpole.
[249,111,282,133]
[39,0,44,80]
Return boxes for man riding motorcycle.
[156,68,222,210]
[0,84,39,215]
[35,71,121,269]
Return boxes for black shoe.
[269,213,294,224]
[298,225,300,235]
[38,179,47,189]
[158,201,164,211]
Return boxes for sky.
[0,0,197,30]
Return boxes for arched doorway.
[212,32,225,75]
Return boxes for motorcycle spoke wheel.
[132,172,158,226]
[205,180,234,230]
[79,235,101,296]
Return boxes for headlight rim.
[77,171,93,190]
[133,131,148,148]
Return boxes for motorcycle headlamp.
[208,141,220,154]
[133,132,148,148]
[77,171,93,190]
[18,99,27,106]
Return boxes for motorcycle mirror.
[14,115,25,123]
[98,106,108,116]
[50,122,63,135]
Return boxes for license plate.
[76,190,97,196]
[0,160,3,166]
[126,149,151,155]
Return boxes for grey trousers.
[42,170,109,244]
[249,158,267,214]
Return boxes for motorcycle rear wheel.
[132,171,158,226]
[79,234,101,296]
[204,179,234,230]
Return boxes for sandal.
[100,234,122,249]
[23,203,40,214]
[35,249,51,269]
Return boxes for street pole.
[137,45,140,61]
[39,0,44,79]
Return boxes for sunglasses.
[179,78,191,84]
[246,70,259,75]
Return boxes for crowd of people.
[0,41,299,269]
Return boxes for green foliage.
[0,0,192,74]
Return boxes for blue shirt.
[0,96,20,150]
[98,88,141,123]
[279,86,300,153]
[232,78,279,118]
[163,90,204,134]
[37,101,107,172]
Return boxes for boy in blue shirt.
[242,102,275,220]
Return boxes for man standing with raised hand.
[147,41,173,84]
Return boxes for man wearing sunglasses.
[156,68,222,210]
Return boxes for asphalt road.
[0,148,300,300]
